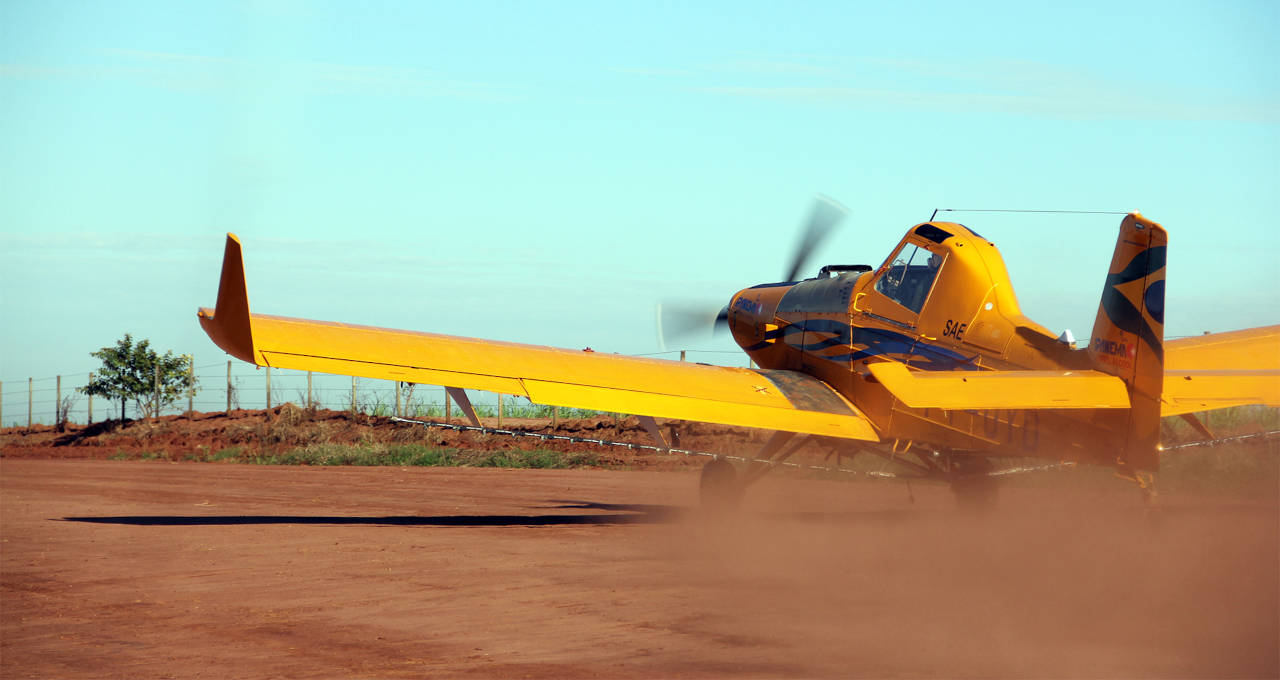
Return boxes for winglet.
[197,233,257,364]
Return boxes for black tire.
[699,458,741,510]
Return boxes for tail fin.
[1089,213,1167,471]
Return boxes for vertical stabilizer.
[1089,213,1167,471]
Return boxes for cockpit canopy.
[874,243,942,314]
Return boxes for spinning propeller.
[656,194,849,351]
[783,194,850,283]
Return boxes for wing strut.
[445,387,482,427]
[637,415,669,452]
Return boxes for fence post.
[497,393,503,427]
[350,376,357,414]
[187,357,194,417]
[680,350,686,362]
[444,387,451,424]
[265,367,272,410]
[552,405,558,428]
[28,377,33,429]
[87,373,93,424]
[56,375,61,426]
[395,381,402,417]
[307,371,313,410]
[153,365,160,419]
[226,361,232,413]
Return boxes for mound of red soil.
[0,407,770,470]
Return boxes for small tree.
[80,334,198,422]
[55,392,79,432]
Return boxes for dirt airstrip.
[2,414,1278,678]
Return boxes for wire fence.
[1,350,750,428]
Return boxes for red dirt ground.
[2,452,1277,678]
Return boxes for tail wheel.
[699,458,742,510]
[950,456,999,510]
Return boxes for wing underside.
[198,235,880,441]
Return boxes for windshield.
[874,244,943,313]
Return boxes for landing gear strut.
[699,458,741,509]
[697,432,812,509]
[949,455,999,510]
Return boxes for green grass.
[498,402,608,419]
[269,443,600,468]
[109,442,602,469]
[115,450,168,461]
[211,446,243,462]
[352,398,608,420]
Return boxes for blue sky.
[2,0,1277,412]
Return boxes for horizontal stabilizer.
[1165,325,1280,372]
[868,361,1131,410]
[1161,370,1280,416]
[1161,325,1280,416]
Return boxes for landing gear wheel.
[699,458,742,510]
[949,457,999,511]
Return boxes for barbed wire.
[1161,430,1280,452]
[0,368,590,426]
[390,417,900,479]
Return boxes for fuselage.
[726,221,1129,464]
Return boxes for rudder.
[1089,212,1167,472]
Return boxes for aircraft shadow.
[62,500,690,528]
[59,499,953,529]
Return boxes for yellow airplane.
[198,207,1278,506]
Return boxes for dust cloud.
[648,478,1279,678]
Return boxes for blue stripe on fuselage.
[748,318,978,371]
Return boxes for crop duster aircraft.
[198,202,1279,505]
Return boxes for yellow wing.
[867,361,1131,410]
[197,234,879,441]
[1161,326,1280,416]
